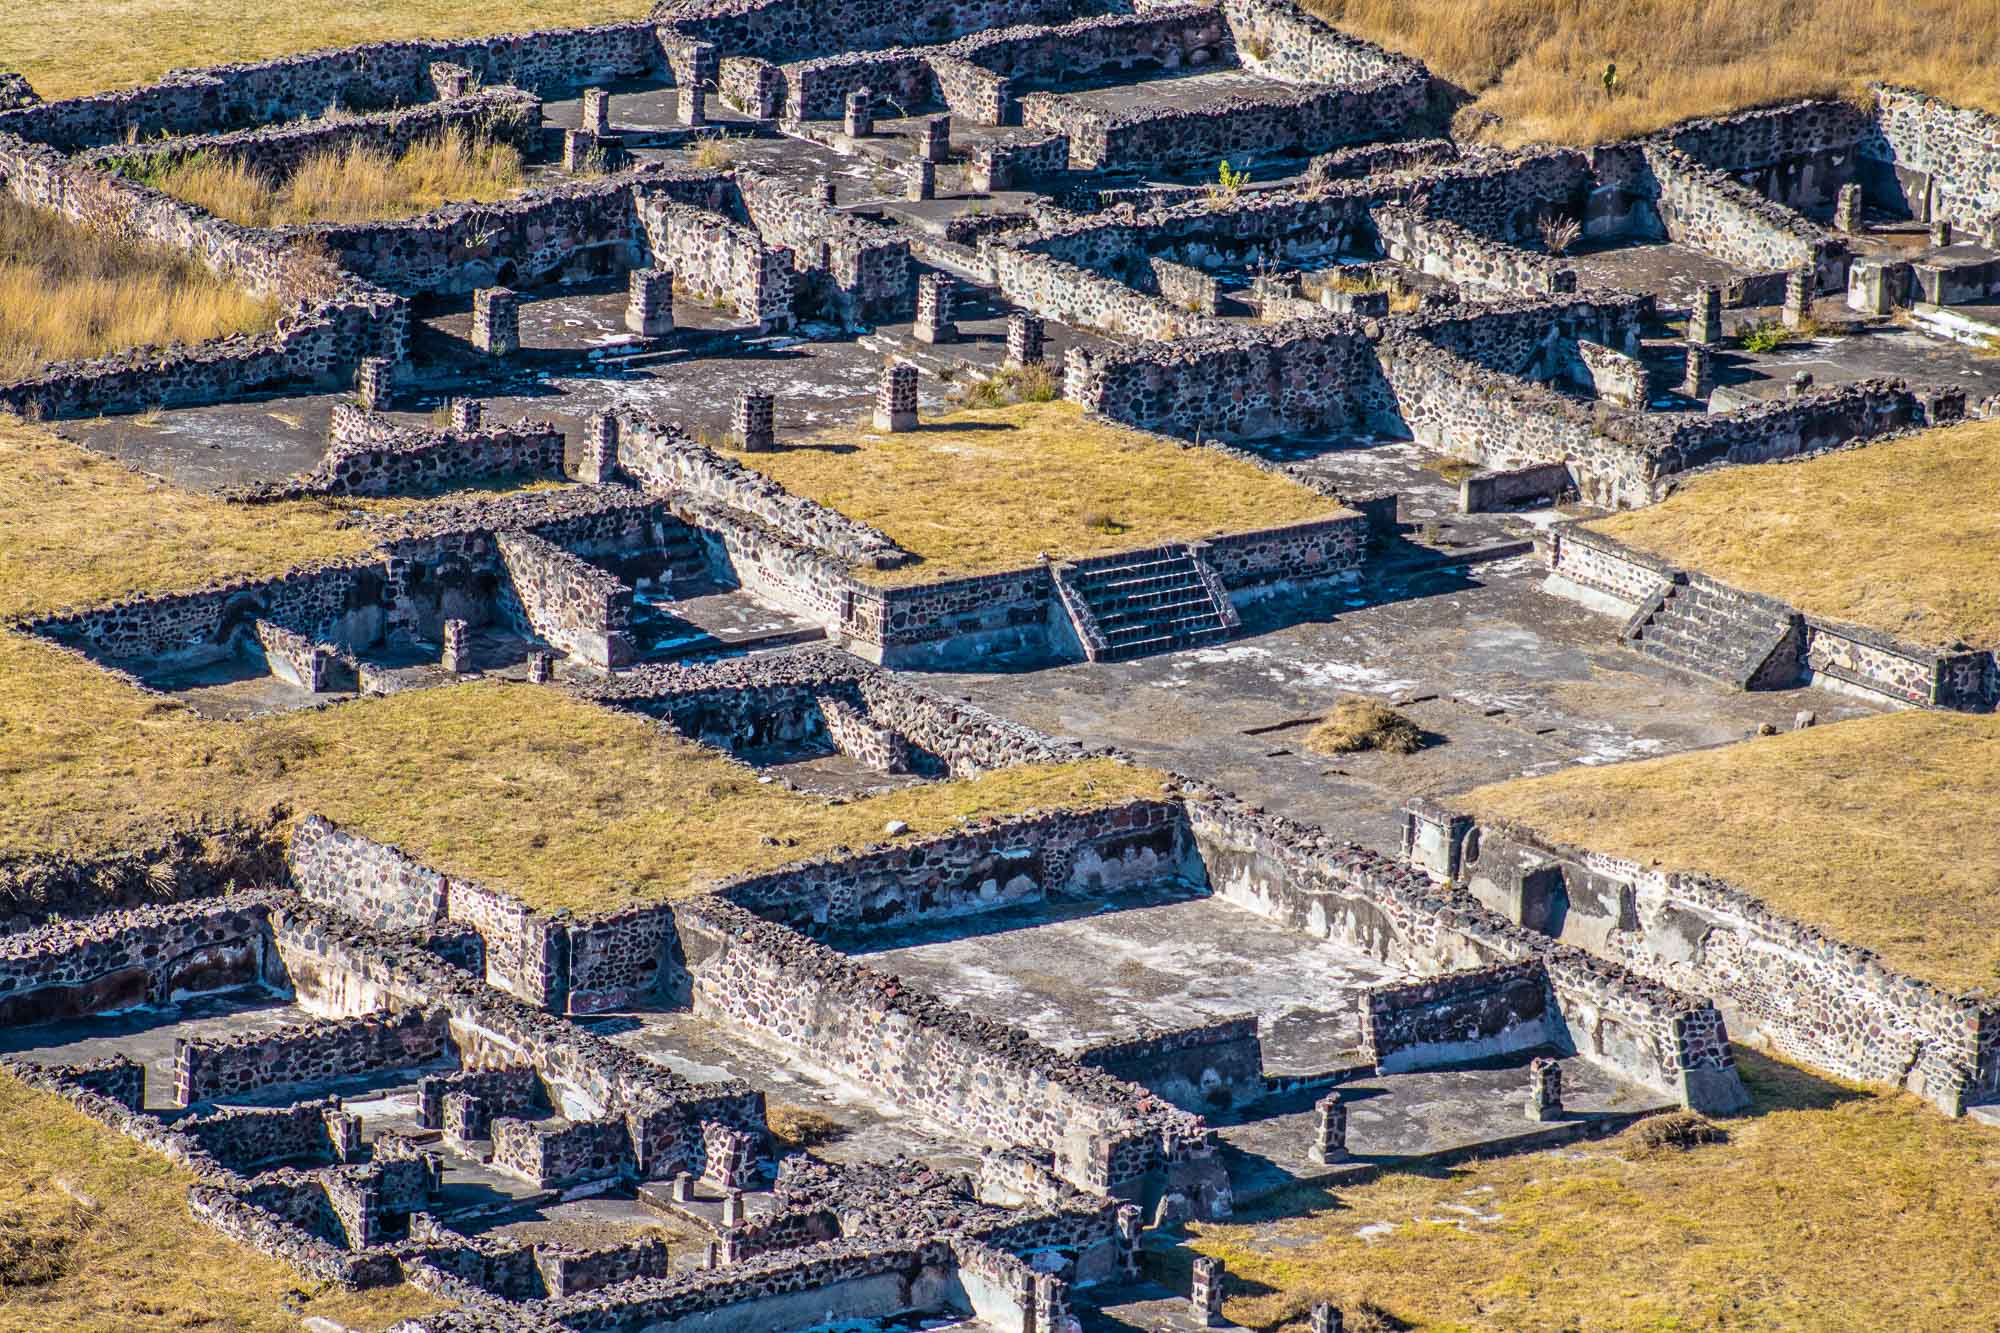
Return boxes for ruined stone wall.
[0,895,273,1027]
[676,895,1215,1199]
[0,22,666,151]
[1662,98,1872,211]
[713,799,1198,932]
[1182,789,1749,1112]
[615,412,908,566]
[1411,150,1594,241]
[950,6,1235,87]
[1444,820,2000,1114]
[987,244,1209,340]
[1646,377,1930,475]
[783,49,938,120]
[1074,1016,1265,1113]
[289,817,448,934]
[1197,516,1367,593]
[634,195,797,325]
[237,409,567,501]
[656,0,1075,64]
[1375,206,1574,296]
[1864,86,2000,230]
[1218,0,1426,89]
[734,170,911,319]
[846,565,1061,668]
[82,88,542,187]
[174,1007,451,1104]
[970,131,1070,188]
[177,1098,344,1172]
[492,1115,633,1188]
[1643,145,1848,290]
[1358,960,1557,1072]
[495,531,635,669]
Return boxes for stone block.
[1006,311,1045,367]
[472,287,520,357]
[874,362,918,432]
[913,273,957,344]
[582,87,612,136]
[844,88,874,138]
[733,392,775,452]
[627,267,675,338]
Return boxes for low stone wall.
[176,1097,346,1172]
[675,896,1225,1210]
[173,1007,452,1104]
[491,1114,634,1188]
[1358,960,1558,1072]
[1182,789,1749,1111]
[1376,206,1575,296]
[84,87,542,186]
[655,0,1073,65]
[1198,516,1367,596]
[970,132,1071,189]
[1218,0,1427,90]
[289,817,448,934]
[735,170,911,321]
[0,895,274,1027]
[988,244,1209,340]
[1540,524,1675,610]
[1074,1016,1264,1113]
[1863,85,2000,232]
[636,196,795,327]
[236,408,567,501]
[496,530,635,669]
[1429,817,2000,1114]
[1643,144,1849,292]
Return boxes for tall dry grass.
[0,194,278,381]
[145,128,525,226]
[1308,0,2000,145]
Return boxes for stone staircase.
[1621,574,1802,689]
[1054,544,1239,662]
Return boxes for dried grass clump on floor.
[1306,697,1426,756]
[767,1103,846,1150]
[0,194,278,381]
[138,128,525,226]
[1307,0,2000,146]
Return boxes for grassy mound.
[1306,697,1426,756]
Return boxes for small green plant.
[1601,60,1623,99]
[1239,32,1271,61]
[1738,318,1793,354]
[1206,158,1251,206]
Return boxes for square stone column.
[733,392,774,451]
[627,266,675,337]
[921,114,951,163]
[1688,283,1722,346]
[906,159,936,201]
[1526,1056,1564,1122]
[1006,311,1045,367]
[448,397,482,433]
[441,620,472,674]
[472,287,519,357]
[582,87,612,136]
[1834,182,1864,233]
[579,412,620,483]
[1781,267,1813,329]
[1190,1257,1224,1327]
[844,88,873,138]
[1680,342,1713,400]
[874,362,918,432]
[913,273,957,344]
[1310,1091,1349,1164]
[356,356,393,412]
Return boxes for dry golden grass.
[1305,697,1426,756]
[136,129,525,226]
[1460,710,2000,991]
[0,1070,446,1332]
[0,1,649,102]
[1307,0,2000,146]
[1585,421,2000,650]
[0,195,278,382]
[1173,1050,2000,1333]
[766,1102,846,1150]
[741,401,1347,585]
[0,417,1167,908]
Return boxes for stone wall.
[491,1114,634,1188]
[675,896,1225,1209]
[1375,206,1575,297]
[0,895,274,1027]
[1181,789,1749,1112]
[1643,145,1848,292]
[1073,1016,1265,1113]
[987,244,1210,340]
[734,170,911,321]
[1864,86,2000,231]
[1218,0,1426,90]
[176,1097,346,1172]
[655,0,1075,65]
[1358,960,1558,1072]
[173,1007,451,1104]
[495,530,635,669]
[1432,818,2000,1114]
[235,408,567,501]
[289,816,449,933]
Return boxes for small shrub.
[767,1102,844,1150]
[1625,1110,1728,1157]
[1078,510,1127,534]
[689,131,740,170]
[1738,318,1793,354]
[1205,158,1251,206]
[1537,209,1582,257]
[1305,697,1427,756]
[1239,32,1271,61]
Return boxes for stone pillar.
[921,114,951,163]
[1190,1256,1224,1327]
[1311,1091,1349,1164]
[448,397,482,433]
[680,43,716,127]
[563,128,599,173]
[1931,217,1954,249]
[580,412,619,483]
[356,356,392,411]
[1789,369,1816,397]
[913,273,958,344]
[1688,283,1722,346]
[526,649,554,684]
[472,287,519,357]
[431,62,475,99]
[844,88,873,138]
[721,1190,745,1226]
[906,158,936,201]
[1035,1274,1071,1331]
[1781,267,1813,329]
[1309,1302,1344,1333]
[814,175,837,206]
[733,392,774,451]
[874,361,918,432]
[324,1108,364,1163]
[627,266,675,338]
[1115,1204,1143,1279]
[702,1241,719,1270]
[671,1172,695,1203]
[1680,341,1713,400]
[1526,1056,1564,1122]
[1006,311,1045,367]
[441,620,472,674]
[1834,182,1865,234]
[582,86,612,136]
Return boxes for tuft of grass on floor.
[766,1103,846,1150]
[0,1069,447,1331]
[130,128,524,226]
[1304,0,2000,147]
[739,401,1348,585]
[1584,419,2000,649]
[2,0,651,101]
[1460,709,2000,991]
[1305,697,1427,756]
[0,194,278,382]
[1170,1048,2000,1332]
